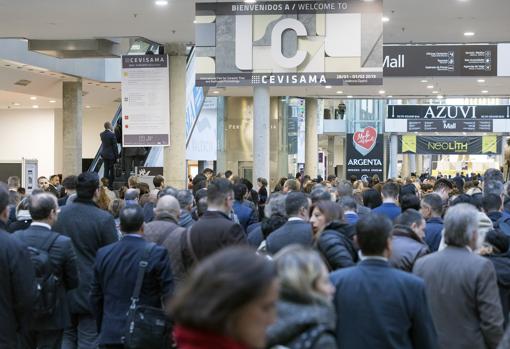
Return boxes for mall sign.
[195,1,383,87]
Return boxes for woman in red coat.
[170,247,279,349]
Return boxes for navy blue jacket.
[90,236,174,345]
[424,217,443,252]
[233,201,256,231]
[266,219,313,255]
[100,130,118,160]
[331,259,438,349]
[372,202,402,222]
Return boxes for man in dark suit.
[100,122,118,189]
[420,193,444,252]
[54,172,119,349]
[58,175,77,207]
[372,182,401,221]
[331,213,438,349]
[266,191,312,255]
[182,178,246,271]
[0,183,37,348]
[15,193,79,349]
[414,203,504,349]
[233,183,257,231]
[91,205,173,349]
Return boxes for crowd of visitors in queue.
[3,167,510,348]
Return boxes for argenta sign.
[388,105,510,120]
[346,126,384,180]
[195,0,383,87]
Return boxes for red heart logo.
[353,127,377,156]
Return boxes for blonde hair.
[274,245,329,303]
[128,175,139,189]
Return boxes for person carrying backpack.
[14,192,78,349]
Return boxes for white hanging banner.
[121,55,170,147]
[186,97,218,161]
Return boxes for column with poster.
[121,55,170,147]
[346,126,384,180]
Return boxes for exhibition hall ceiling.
[0,0,508,45]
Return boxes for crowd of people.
[2,167,510,348]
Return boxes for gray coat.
[414,246,504,349]
[389,225,429,272]
[266,292,336,349]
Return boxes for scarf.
[174,325,249,349]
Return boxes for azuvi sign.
[195,1,383,87]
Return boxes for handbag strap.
[130,242,155,309]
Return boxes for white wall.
[0,104,117,179]
[0,109,56,178]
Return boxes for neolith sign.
[388,105,510,120]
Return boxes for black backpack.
[496,217,510,238]
[23,233,60,318]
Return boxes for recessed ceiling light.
[336,91,343,94]
[32,105,39,109]
[420,80,428,83]
[12,102,20,106]
[85,105,91,109]
[437,95,444,99]
[212,91,220,94]
[481,90,489,94]
[432,91,439,94]
[388,95,393,98]
[49,100,56,103]
[382,17,390,23]
[347,96,353,98]
[244,0,257,3]
[427,85,434,89]
[193,20,197,24]
[379,90,386,94]
[155,0,168,6]
[464,32,475,37]
[325,85,332,89]
[30,96,37,100]
[477,79,486,83]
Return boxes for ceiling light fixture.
[30,96,37,100]
[437,95,444,99]
[32,105,39,109]
[49,100,56,103]
[379,90,386,94]
[388,95,393,98]
[481,90,489,94]
[244,0,257,3]
[464,32,475,36]
[477,79,486,83]
[85,105,91,109]
[420,80,428,83]
[12,102,20,106]
[427,85,434,89]
[382,17,390,22]
[325,85,332,89]
[432,91,439,94]
[347,95,353,99]
[212,91,220,94]
[155,0,168,6]
[336,91,343,94]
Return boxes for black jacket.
[0,222,37,348]
[100,129,118,160]
[485,253,510,327]
[53,198,119,314]
[182,210,246,270]
[316,221,358,271]
[13,224,79,330]
[389,225,429,272]
[266,290,337,349]
[266,219,313,255]
[6,219,31,233]
[90,236,174,345]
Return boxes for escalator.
[88,44,206,179]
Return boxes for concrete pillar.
[253,86,270,184]
[327,136,335,177]
[389,134,398,179]
[416,154,424,176]
[62,80,82,177]
[305,98,318,177]
[216,97,227,172]
[402,154,410,178]
[164,44,187,188]
[277,98,289,182]
[409,154,417,175]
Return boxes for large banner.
[121,55,170,147]
[398,135,502,155]
[195,0,383,87]
[186,98,218,161]
[346,126,384,180]
[388,105,510,120]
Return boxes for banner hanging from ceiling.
[346,126,384,180]
[194,0,383,87]
[388,105,510,120]
[398,135,501,155]
[121,55,170,147]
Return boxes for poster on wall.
[195,0,383,87]
[121,55,170,147]
[346,126,384,180]
[398,135,502,155]
[186,97,218,161]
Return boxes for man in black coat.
[14,193,79,349]
[182,178,246,271]
[100,122,118,189]
[0,183,37,348]
[54,172,119,349]
[266,192,313,255]
[90,205,173,348]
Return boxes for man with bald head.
[144,195,187,284]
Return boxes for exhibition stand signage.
[195,0,383,86]
[121,55,170,147]
[346,126,384,179]
[398,135,501,155]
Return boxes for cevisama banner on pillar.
[195,0,383,87]
[121,55,170,147]
[398,135,502,155]
[346,126,384,180]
